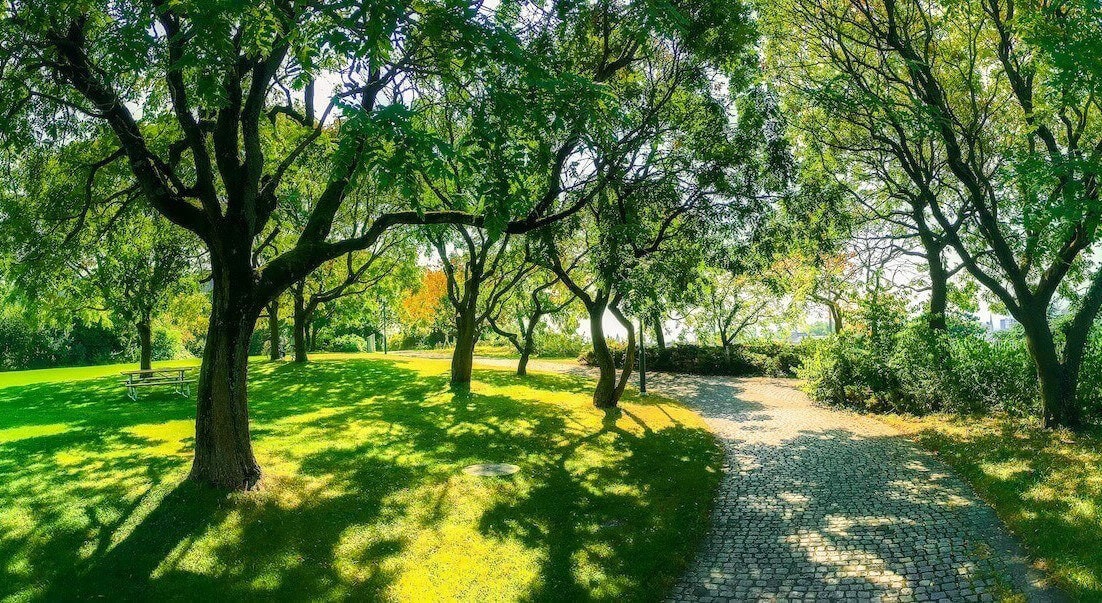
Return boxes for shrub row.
[578,341,806,378]
[0,313,191,371]
[800,314,1102,419]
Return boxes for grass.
[880,413,1102,600]
[0,357,202,389]
[0,353,721,602]
[469,344,579,361]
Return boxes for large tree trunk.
[293,293,308,363]
[608,304,636,404]
[137,319,153,371]
[268,298,281,361]
[925,239,949,332]
[189,264,262,491]
[517,344,533,376]
[588,304,618,408]
[1021,314,1081,429]
[451,310,477,386]
[927,264,949,332]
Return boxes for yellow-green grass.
[0,357,203,389]
[880,414,1102,600]
[0,353,721,601]
[471,344,579,361]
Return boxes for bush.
[0,312,125,371]
[535,332,587,358]
[799,306,1043,417]
[578,341,805,378]
[943,329,1036,415]
[326,334,370,353]
[151,325,190,361]
[577,339,629,368]
[1081,325,1102,419]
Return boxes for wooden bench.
[121,368,196,400]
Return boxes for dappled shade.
[895,417,1102,599]
[0,355,720,601]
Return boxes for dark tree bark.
[607,301,636,404]
[544,244,631,408]
[517,335,535,376]
[577,292,636,409]
[268,298,281,361]
[914,208,951,332]
[926,254,949,332]
[293,290,309,364]
[1021,313,1081,428]
[452,309,478,386]
[587,299,619,408]
[430,226,529,387]
[137,318,153,371]
[189,256,262,490]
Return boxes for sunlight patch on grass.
[881,413,1102,599]
[0,422,70,443]
[125,420,194,456]
[0,354,721,601]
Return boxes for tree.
[0,1,615,489]
[0,142,199,371]
[487,267,576,376]
[87,218,197,370]
[289,233,411,363]
[541,81,776,407]
[427,229,533,384]
[767,0,1102,427]
[264,296,283,361]
[690,270,775,355]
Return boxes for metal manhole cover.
[463,463,520,477]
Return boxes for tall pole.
[639,317,646,395]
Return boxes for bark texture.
[268,299,281,361]
[137,319,153,371]
[189,260,262,490]
[293,292,309,364]
[451,310,478,386]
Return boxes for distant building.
[987,316,1018,332]
[789,331,809,344]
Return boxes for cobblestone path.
[640,374,1060,603]
[401,354,1060,602]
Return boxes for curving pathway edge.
[401,353,1062,602]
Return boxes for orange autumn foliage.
[401,269,448,328]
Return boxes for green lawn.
[881,414,1102,600]
[0,357,203,389]
[0,353,721,602]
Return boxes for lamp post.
[381,301,389,354]
[639,317,647,395]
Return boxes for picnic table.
[121,367,196,400]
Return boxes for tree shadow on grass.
[904,420,1102,600]
[0,356,720,601]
